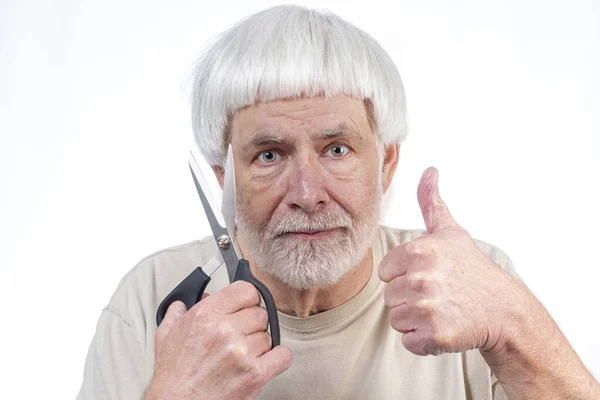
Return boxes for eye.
[257,150,281,164]
[325,144,350,158]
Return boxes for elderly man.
[78,5,599,400]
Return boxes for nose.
[284,155,329,212]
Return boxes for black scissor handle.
[155,261,281,349]
[156,267,210,326]
[233,259,281,348]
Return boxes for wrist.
[481,273,532,355]
[479,284,600,399]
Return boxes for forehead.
[230,95,372,141]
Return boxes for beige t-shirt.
[77,226,515,399]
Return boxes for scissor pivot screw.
[217,235,231,249]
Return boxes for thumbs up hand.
[378,167,525,356]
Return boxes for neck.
[246,248,373,318]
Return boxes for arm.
[481,280,600,399]
[77,308,147,400]
[378,167,599,400]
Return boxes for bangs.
[191,5,407,166]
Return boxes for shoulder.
[103,236,230,342]
[378,225,519,278]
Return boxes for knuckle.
[234,281,260,302]
[215,320,236,340]
[224,340,250,361]
[234,280,256,294]
[190,302,211,321]
[415,297,438,314]
[198,319,234,345]
[406,238,437,259]
[408,241,426,257]
[415,299,440,325]
[186,307,214,334]
[404,241,421,256]
[408,272,433,293]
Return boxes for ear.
[381,143,400,194]
[212,165,225,189]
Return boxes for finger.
[402,330,431,356]
[258,345,293,382]
[246,331,272,358]
[230,306,269,335]
[156,301,187,342]
[378,241,415,282]
[383,275,409,308]
[389,303,416,334]
[199,280,261,315]
[417,167,458,233]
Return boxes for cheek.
[326,160,381,210]
[237,170,288,224]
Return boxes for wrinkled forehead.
[228,95,376,145]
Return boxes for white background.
[1,0,598,398]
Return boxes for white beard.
[237,186,382,290]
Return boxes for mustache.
[266,209,353,237]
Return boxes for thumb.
[417,167,458,233]
[156,301,187,342]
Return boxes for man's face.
[228,95,387,290]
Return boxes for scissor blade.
[188,151,228,240]
[222,145,237,238]
[201,256,224,277]
[222,144,243,281]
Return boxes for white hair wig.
[191,5,408,166]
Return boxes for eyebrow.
[311,123,363,141]
[244,123,363,152]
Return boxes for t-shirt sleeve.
[76,307,147,400]
[491,373,509,400]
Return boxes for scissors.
[155,144,281,349]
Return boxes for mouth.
[281,227,343,239]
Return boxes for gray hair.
[190,5,408,166]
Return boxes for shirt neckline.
[277,227,384,335]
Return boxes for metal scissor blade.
[188,151,228,240]
[222,145,237,238]
[188,151,240,283]
[222,144,242,281]
[201,256,224,277]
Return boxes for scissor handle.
[156,267,210,326]
[155,261,280,349]
[233,259,281,349]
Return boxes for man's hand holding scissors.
[146,282,292,399]
[146,146,292,399]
